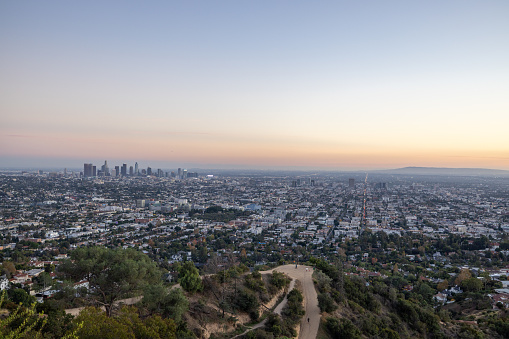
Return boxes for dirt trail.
[269,265,320,339]
[64,266,321,339]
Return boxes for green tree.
[33,272,53,292]
[2,261,17,278]
[0,291,47,338]
[178,261,203,293]
[461,277,483,292]
[318,292,337,313]
[73,307,133,339]
[8,288,36,305]
[59,247,160,316]
[325,317,361,339]
[143,284,189,322]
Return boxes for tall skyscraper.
[92,166,97,177]
[129,166,134,176]
[121,164,127,176]
[114,166,120,177]
[101,160,109,176]
[147,167,152,176]
[84,163,93,177]
[177,168,182,179]
[135,162,139,175]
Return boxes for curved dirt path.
[268,265,320,339]
[232,278,297,339]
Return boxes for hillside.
[372,167,509,177]
[311,258,507,339]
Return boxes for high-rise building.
[177,168,182,179]
[121,164,127,176]
[129,166,134,176]
[135,162,139,175]
[182,169,187,179]
[101,160,109,176]
[114,166,120,177]
[92,166,97,177]
[147,167,152,176]
[84,163,93,177]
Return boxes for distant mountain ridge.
[372,166,509,177]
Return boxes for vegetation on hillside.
[311,257,508,339]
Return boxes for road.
[234,264,320,339]
[269,265,320,339]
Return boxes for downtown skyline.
[1,1,509,170]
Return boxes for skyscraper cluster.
[83,161,198,179]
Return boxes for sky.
[1,1,508,170]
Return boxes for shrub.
[318,292,337,313]
[325,317,361,339]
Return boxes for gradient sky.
[1,1,508,170]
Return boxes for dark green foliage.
[318,292,337,313]
[59,246,160,316]
[396,299,420,329]
[8,288,36,304]
[395,298,440,334]
[380,327,401,339]
[282,289,305,322]
[310,257,340,282]
[325,317,361,339]
[265,313,285,337]
[233,288,259,320]
[73,306,177,339]
[215,264,249,284]
[413,282,435,304]
[178,261,203,293]
[36,300,75,338]
[0,291,48,338]
[457,324,484,339]
[343,275,380,313]
[484,316,509,337]
[461,277,483,292]
[190,206,252,222]
[268,271,290,294]
[314,269,333,293]
[143,284,189,322]
[244,271,267,294]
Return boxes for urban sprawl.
[1,164,509,315]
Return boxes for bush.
[233,289,259,320]
[318,292,337,313]
[314,270,332,293]
[282,289,305,322]
[325,317,361,339]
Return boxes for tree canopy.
[178,261,203,293]
[59,246,160,316]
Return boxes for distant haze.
[1,2,508,170]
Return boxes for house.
[434,292,448,304]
